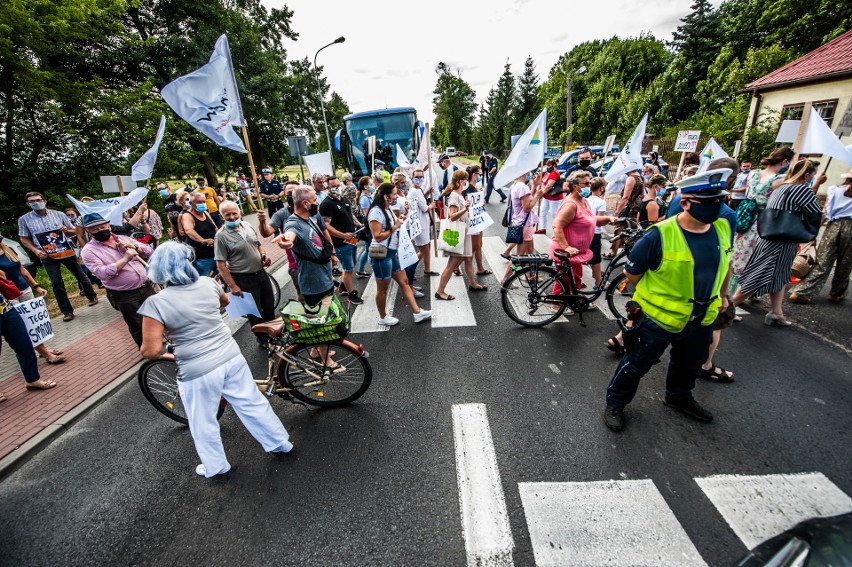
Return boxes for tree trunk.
[199,155,218,186]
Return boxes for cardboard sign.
[674,130,701,152]
[397,223,418,269]
[13,297,54,347]
[366,135,377,156]
[467,191,494,235]
[100,175,136,194]
[776,120,802,143]
[407,211,422,240]
[601,134,617,157]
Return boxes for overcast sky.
[263,0,717,127]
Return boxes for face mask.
[93,229,112,242]
[322,182,328,189]
[195,203,207,213]
[547,166,554,172]
[224,219,242,228]
[741,167,751,174]
[579,159,591,168]
[308,203,318,216]
[28,201,46,211]
[686,200,722,224]
[413,178,423,186]
[779,163,789,174]
[400,183,410,193]
[580,188,591,198]
[159,189,169,197]
[67,215,77,221]
[286,194,294,208]
[329,186,341,196]
[461,181,469,191]
[643,174,651,180]
[367,185,375,193]
[525,174,532,182]
[656,189,666,197]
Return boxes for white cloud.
[262,0,717,138]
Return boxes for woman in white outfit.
[406,168,437,276]
[139,241,292,479]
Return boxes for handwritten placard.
[467,191,494,235]
[13,297,54,347]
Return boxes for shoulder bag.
[735,198,759,233]
[368,210,391,260]
[506,209,530,244]
[756,207,821,244]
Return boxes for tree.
[667,0,720,120]
[431,62,477,150]
[513,56,540,133]
[478,62,516,152]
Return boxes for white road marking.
[430,256,477,328]
[519,480,707,567]
[349,276,398,333]
[452,404,514,567]
[735,306,750,316]
[696,472,852,549]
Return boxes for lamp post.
[566,65,586,146]
[314,36,345,158]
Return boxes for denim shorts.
[370,248,400,281]
[335,243,357,272]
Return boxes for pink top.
[81,234,152,291]
[548,198,596,265]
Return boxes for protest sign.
[467,191,494,235]
[674,130,701,152]
[408,210,422,240]
[100,176,136,194]
[776,120,801,143]
[13,297,54,347]
[397,224,418,269]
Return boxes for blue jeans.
[1,307,40,383]
[357,244,369,272]
[193,258,217,277]
[485,181,506,203]
[335,243,357,272]
[606,317,713,411]
[370,249,401,281]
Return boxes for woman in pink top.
[549,171,614,293]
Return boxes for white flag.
[161,34,247,153]
[800,107,852,164]
[697,137,730,173]
[396,144,412,170]
[413,124,437,191]
[131,115,166,181]
[493,109,547,188]
[67,187,149,227]
[605,113,648,182]
[304,151,334,176]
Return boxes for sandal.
[309,349,336,360]
[601,252,615,260]
[453,269,462,276]
[468,285,487,292]
[434,292,455,301]
[46,353,66,364]
[606,336,625,356]
[500,253,512,260]
[25,380,57,391]
[0,393,6,403]
[423,271,440,276]
[476,269,492,275]
[699,365,734,383]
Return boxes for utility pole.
[566,77,573,147]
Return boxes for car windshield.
[345,112,417,175]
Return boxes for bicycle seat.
[251,319,285,337]
[552,249,572,262]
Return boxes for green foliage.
[478,62,516,152]
[513,56,540,135]
[432,62,478,150]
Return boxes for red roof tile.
[747,29,852,91]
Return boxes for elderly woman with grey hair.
[139,241,292,479]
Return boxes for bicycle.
[500,218,644,327]
[138,318,371,425]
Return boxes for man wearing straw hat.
[80,213,156,347]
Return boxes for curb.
[0,259,291,482]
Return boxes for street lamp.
[314,36,346,157]
[566,65,587,146]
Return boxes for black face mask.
[579,159,591,168]
[286,194,294,209]
[93,229,112,242]
[686,200,722,224]
[308,203,318,216]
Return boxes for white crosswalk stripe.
[349,276,399,333]
[430,256,477,328]
[519,480,708,566]
[696,472,852,549]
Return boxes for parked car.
[445,146,456,157]
[556,144,621,176]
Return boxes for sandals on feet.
[423,271,440,276]
[606,336,625,356]
[25,380,57,391]
[476,269,492,275]
[434,292,455,301]
[500,253,511,260]
[0,393,6,403]
[700,365,734,383]
[468,285,487,292]
[46,353,66,364]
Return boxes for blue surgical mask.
[656,189,666,197]
[195,203,207,213]
[525,174,532,182]
[225,219,242,228]
[159,189,169,197]
[580,188,591,198]
[643,174,651,180]
[779,164,789,174]
[413,178,423,186]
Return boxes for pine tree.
[432,62,477,149]
[667,0,720,120]
[480,62,516,152]
[513,56,540,133]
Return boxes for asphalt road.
[1,202,850,567]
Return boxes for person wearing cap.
[374,160,391,183]
[603,168,734,433]
[258,168,285,216]
[195,177,223,228]
[790,168,852,305]
[80,213,155,347]
[482,150,505,204]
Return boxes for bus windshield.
[342,109,418,178]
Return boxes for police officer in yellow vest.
[604,168,734,432]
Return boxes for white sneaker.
[378,315,399,326]
[413,289,425,298]
[196,464,207,477]
[413,309,432,323]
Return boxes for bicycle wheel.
[266,270,281,308]
[606,271,636,320]
[278,341,372,407]
[138,359,225,424]
[501,265,568,327]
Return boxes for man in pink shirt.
[80,213,156,346]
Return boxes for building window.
[812,99,838,126]
[782,104,804,121]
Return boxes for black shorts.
[302,287,334,308]
[589,233,602,265]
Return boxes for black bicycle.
[500,218,644,327]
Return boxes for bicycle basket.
[280,295,350,345]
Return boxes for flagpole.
[535,158,544,230]
[425,126,438,258]
[241,125,262,207]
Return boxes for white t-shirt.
[368,207,399,250]
[587,195,607,234]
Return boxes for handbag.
[757,207,820,243]
[438,218,466,254]
[368,244,387,260]
[735,198,759,233]
[506,209,531,244]
[791,243,817,279]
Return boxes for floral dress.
[729,169,783,292]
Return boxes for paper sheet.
[224,291,261,318]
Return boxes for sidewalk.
[0,213,288,469]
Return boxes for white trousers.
[539,199,562,231]
[178,355,291,477]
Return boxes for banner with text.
[675,130,701,152]
[397,223,419,269]
[13,297,54,347]
[467,191,494,235]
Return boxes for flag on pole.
[161,34,247,153]
[492,109,547,188]
[67,187,149,227]
[304,151,334,176]
[799,107,852,164]
[605,113,648,182]
[131,115,167,181]
[396,144,412,170]
[697,137,730,173]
